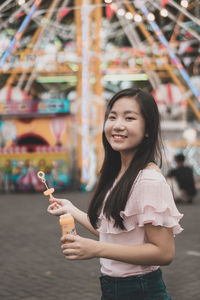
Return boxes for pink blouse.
[97,169,183,277]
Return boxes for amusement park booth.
[0,86,73,192]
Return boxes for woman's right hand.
[47,198,74,216]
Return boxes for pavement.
[0,189,199,300]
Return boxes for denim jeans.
[99,268,172,300]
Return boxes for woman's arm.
[61,224,174,266]
[96,224,174,265]
[48,198,99,237]
[68,205,99,237]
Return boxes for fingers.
[47,198,66,214]
[61,234,77,244]
[47,202,63,215]
[60,235,93,260]
[48,202,59,209]
[47,203,58,212]
[47,198,72,217]
[61,235,80,260]
[49,197,55,204]
[49,197,63,204]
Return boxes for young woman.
[48,88,183,300]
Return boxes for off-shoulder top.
[97,169,183,277]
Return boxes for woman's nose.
[113,119,125,130]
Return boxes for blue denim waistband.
[99,268,172,300]
[100,268,161,282]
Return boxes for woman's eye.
[108,116,115,120]
[126,117,135,120]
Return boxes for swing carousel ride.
[0,0,199,192]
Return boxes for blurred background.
[0,0,199,193]
[0,1,200,300]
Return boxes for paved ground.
[0,189,199,300]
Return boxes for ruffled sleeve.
[120,170,183,235]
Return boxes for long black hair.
[88,88,162,230]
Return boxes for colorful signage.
[0,99,70,115]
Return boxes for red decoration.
[106,4,115,20]
[15,12,25,19]
[161,0,169,6]
[186,46,194,53]
[58,8,71,20]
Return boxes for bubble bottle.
[59,213,77,239]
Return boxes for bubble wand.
[37,171,54,201]
[37,170,77,239]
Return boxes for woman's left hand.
[61,235,98,260]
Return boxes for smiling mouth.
[112,134,127,141]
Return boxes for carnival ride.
[0,0,199,191]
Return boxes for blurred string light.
[183,128,197,144]
[17,0,26,5]
[0,0,42,69]
[117,8,125,16]
[160,8,168,18]
[134,13,142,22]
[180,0,189,8]
[115,0,200,27]
[8,0,192,13]
[169,0,200,25]
[147,12,155,21]
[125,12,133,20]
[150,1,200,41]
[140,5,200,102]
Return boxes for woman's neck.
[115,153,134,182]
[120,152,135,171]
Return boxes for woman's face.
[104,97,146,158]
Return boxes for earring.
[145,133,149,138]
